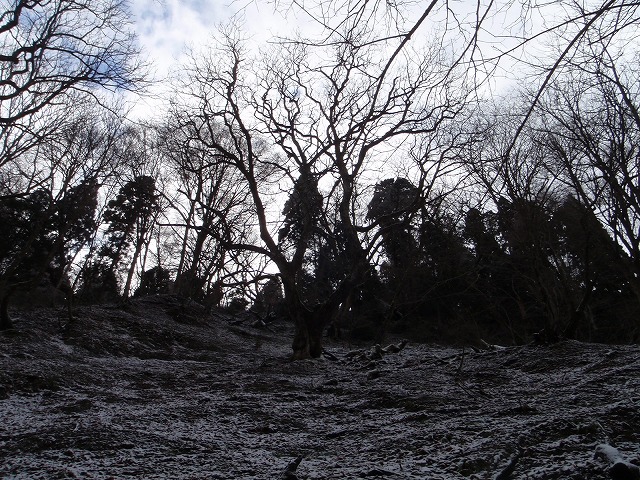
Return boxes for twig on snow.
[280,455,304,480]
[455,347,466,377]
[480,339,507,351]
[322,348,339,361]
[494,449,522,480]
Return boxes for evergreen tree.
[98,175,160,298]
[134,266,172,297]
[0,179,99,328]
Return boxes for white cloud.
[130,0,223,76]
[127,0,294,117]
[130,0,293,76]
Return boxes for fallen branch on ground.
[345,340,409,362]
[280,455,304,480]
[595,444,640,480]
[494,449,522,480]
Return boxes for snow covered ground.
[1,296,639,479]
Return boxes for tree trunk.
[0,289,14,331]
[123,235,145,299]
[291,306,326,360]
[282,277,329,360]
[281,238,368,360]
[286,280,352,360]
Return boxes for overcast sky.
[126,0,297,116]
[123,0,572,117]
[130,0,223,70]
[130,1,287,78]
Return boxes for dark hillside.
[1,296,639,479]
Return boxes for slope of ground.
[1,295,639,479]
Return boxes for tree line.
[1,0,639,357]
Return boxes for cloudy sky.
[130,0,289,77]
[131,0,224,66]
[126,0,295,115]
[122,0,559,116]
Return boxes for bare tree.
[172,0,481,359]
[539,49,640,306]
[0,0,143,127]
[484,0,640,154]
[156,114,258,301]
[0,1,147,326]
[0,105,131,328]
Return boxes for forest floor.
[0,295,639,479]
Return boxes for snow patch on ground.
[1,299,639,478]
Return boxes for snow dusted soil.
[1,296,639,479]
